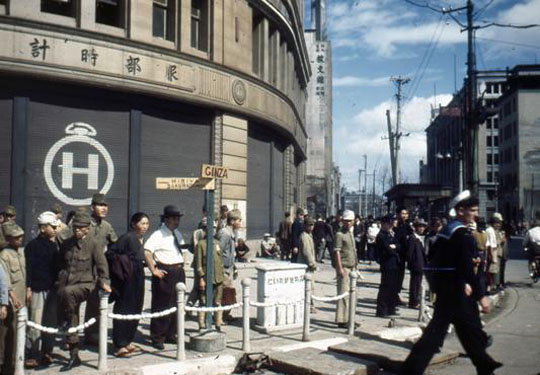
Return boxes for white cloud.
[333,75,390,87]
[334,93,453,190]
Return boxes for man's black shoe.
[152,342,165,350]
[59,354,81,372]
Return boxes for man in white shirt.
[144,205,187,349]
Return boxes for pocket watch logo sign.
[43,123,115,206]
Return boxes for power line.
[476,21,540,30]
[476,36,540,50]
[473,0,495,19]
[402,0,443,12]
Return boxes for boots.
[215,310,223,332]
[60,344,81,372]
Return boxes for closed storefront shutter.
[0,96,12,207]
[139,109,211,239]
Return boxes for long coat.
[406,235,426,274]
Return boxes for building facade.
[497,65,540,224]
[0,0,310,240]
[304,0,333,216]
[425,71,506,218]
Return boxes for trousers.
[401,295,499,375]
[408,272,423,307]
[335,267,353,324]
[57,282,94,344]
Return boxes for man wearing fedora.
[144,205,187,349]
[401,191,501,375]
[406,219,428,309]
[56,211,111,371]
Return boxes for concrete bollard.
[418,277,426,322]
[176,283,186,361]
[302,272,313,342]
[241,278,251,352]
[14,307,27,375]
[348,271,358,336]
[98,290,110,372]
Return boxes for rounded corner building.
[0,0,310,240]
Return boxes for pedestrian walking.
[144,205,187,349]
[107,212,149,357]
[406,219,427,309]
[291,208,305,263]
[0,222,26,375]
[394,207,412,301]
[401,190,502,375]
[24,211,60,368]
[218,209,242,322]
[278,212,292,261]
[56,211,111,371]
[375,215,400,318]
[194,218,224,331]
[333,210,357,327]
[298,216,317,312]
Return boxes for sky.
[307,0,540,193]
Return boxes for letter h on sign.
[59,152,99,190]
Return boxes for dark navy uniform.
[375,229,400,317]
[401,221,501,375]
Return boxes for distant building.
[341,191,361,215]
[497,65,540,224]
[304,0,334,216]
[425,70,506,218]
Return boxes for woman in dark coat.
[107,212,150,357]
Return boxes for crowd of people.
[1,190,538,375]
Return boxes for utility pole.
[385,110,396,187]
[390,76,410,186]
[371,169,376,217]
[363,154,367,217]
[358,168,364,217]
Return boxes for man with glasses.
[57,211,111,371]
[24,212,61,368]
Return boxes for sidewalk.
[24,257,469,375]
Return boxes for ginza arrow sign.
[156,177,215,190]
[201,164,229,179]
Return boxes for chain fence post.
[302,272,312,342]
[348,271,358,336]
[176,283,186,361]
[241,278,251,352]
[14,306,27,375]
[98,290,110,372]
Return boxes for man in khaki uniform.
[0,222,26,375]
[57,211,111,371]
[334,210,357,327]
[298,216,317,312]
[0,205,17,250]
[194,218,224,331]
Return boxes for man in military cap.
[144,205,188,349]
[401,191,501,375]
[51,202,67,232]
[57,211,111,371]
[334,210,357,327]
[0,221,25,375]
[375,214,401,318]
[0,205,17,250]
[298,216,317,312]
[84,193,118,345]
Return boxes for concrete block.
[140,354,237,375]
[189,331,227,353]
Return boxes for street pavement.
[428,237,540,375]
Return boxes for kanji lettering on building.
[316,87,325,96]
[316,55,324,63]
[126,56,142,75]
[166,64,178,82]
[317,76,324,84]
[29,38,50,61]
[317,65,324,74]
[81,48,99,67]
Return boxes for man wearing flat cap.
[83,193,118,345]
[56,211,111,371]
[24,211,61,367]
[334,210,357,327]
[402,191,501,375]
[0,221,25,375]
[375,214,400,317]
[406,219,428,309]
[144,205,188,349]
[0,205,17,250]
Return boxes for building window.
[191,0,209,52]
[512,121,517,136]
[493,117,499,129]
[96,0,124,28]
[494,171,499,182]
[269,27,279,86]
[252,12,264,77]
[487,154,493,165]
[493,83,499,94]
[487,171,493,183]
[493,135,499,147]
[487,136,492,147]
[41,0,76,17]
[153,0,176,41]
[494,153,499,164]
[486,82,492,94]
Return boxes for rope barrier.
[249,298,304,307]
[311,291,349,302]
[108,307,177,320]
[185,302,243,312]
[27,318,97,334]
